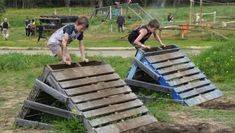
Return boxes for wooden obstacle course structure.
[16,61,157,133]
[126,45,223,106]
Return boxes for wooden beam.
[125,79,172,93]
[134,58,160,81]
[35,79,68,103]
[24,100,80,119]
[15,118,53,129]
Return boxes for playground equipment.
[126,45,223,106]
[222,21,235,27]
[90,3,155,32]
[36,15,79,32]
[15,61,157,132]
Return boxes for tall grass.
[193,39,235,82]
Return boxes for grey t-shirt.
[47,24,84,46]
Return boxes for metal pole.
[200,0,203,25]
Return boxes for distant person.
[1,18,10,40]
[26,20,32,36]
[167,13,174,22]
[47,16,89,65]
[37,22,46,43]
[31,19,36,36]
[128,19,166,49]
[126,0,132,4]
[25,17,30,36]
[117,15,125,32]
[115,0,121,6]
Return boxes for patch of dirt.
[134,122,235,133]
[199,99,235,110]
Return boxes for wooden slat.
[164,68,201,80]
[158,62,195,75]
[15,118,53,129]
[125,79,172,93]
[60,73,120,89]
[83,99,143,118]
[65,80,125,96]
[35,79,68,103]
[180,84,217,99]
[168,73,206,86]
[90,106,148,127]
[174,80,211,93]
[146,51,185,63]
[24,100,79,119]
[52,64,114,81]
[77,93,137,111]
[95,115,157,133]
[184,89,223,106]
[153,57,190,69]
[71,86,131,103]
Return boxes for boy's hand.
[144,45,151,49]
[82,58,89,62]
[160,44,166,49]
[64,60,71,65]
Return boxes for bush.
[193,39,235,82]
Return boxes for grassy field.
[0,39,235,132]
[0,5,234,48]
[0,5,235,133]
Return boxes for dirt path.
[0,48,202,58]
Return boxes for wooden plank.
[125,79,172,93]
[158,62,195,75]
[35,79,68,103]
[71,86,132,103]
[146,51,185,63]
[184,89,223,106]
[15,118,53,129]
[174,80,211,93]
[24,100,79,119]
[60,73,120,89]
[180,84,217,99]
[52,64,114,81]
[168,73,206,86]
[83,99,143,118]
[90,106,149,127]
[140,45,179,56]
[65,80,125,96]
[153,57,190,69]
[164,68,201,80]
[77,93,137,111]
[95,115,157,133]
[134,58,160,81]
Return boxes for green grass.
[1,39,235,129]
[192,39,235,82]
[0,6,234,48]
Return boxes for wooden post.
[110,6,113,32]
[213,11,216,24]
[189,0,193,25]
[199,0,203,25]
